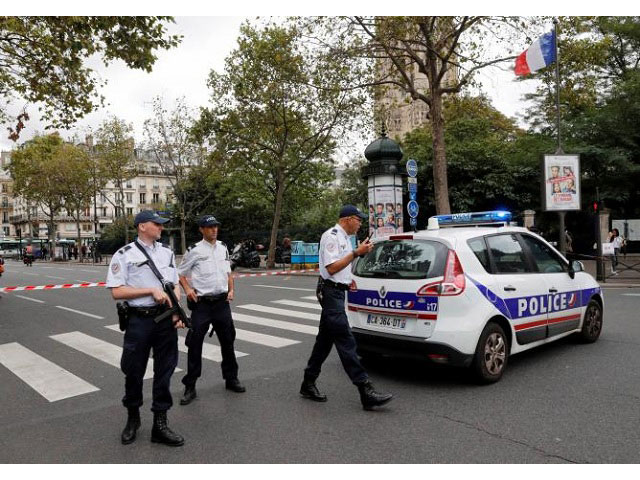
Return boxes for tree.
[143,96,210,253]
[195,22,367,267]
[54,143,95,261]
[8,134,66,253]
[297,16,537,214]
[94,116,137,244]
[0,16,181,140]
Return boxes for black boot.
[357,380,393,411]
[151,411,184,446]
[180,385,197,405]
[121,407,141,445]
[225,379,246,393]
[300,377,327,402]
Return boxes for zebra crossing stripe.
[14,295,45,303]
[236,304,320,321]
[56,306,104,319]
[251,285,315,292]
[300,295,317,301]
[234,329,299,348]
[104,325,249,362]
[272,299,321,311]
[232,312,318,335]
[0,342,99,402]
[50,331,183,379]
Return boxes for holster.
[116,301,130,332]
[316,277,325,305]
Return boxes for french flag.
[515,31,556,76]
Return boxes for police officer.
[178,214,245,406]
[106,210,185,446]
[300,205,393,410]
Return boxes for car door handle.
[549,288,558,293]
[504,286,516,291]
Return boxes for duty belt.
[129,305,168,317]
[323,279,350,291]
[198,293,228,302]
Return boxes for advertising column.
[368,174,404,238]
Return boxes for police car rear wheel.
[579,300,602,343]
[472,322,508,384]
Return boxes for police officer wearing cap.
[106,210,185,446]
[300,205,393,410]
[178,214,245,406]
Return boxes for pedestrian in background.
[106,210,185,446]
[300,204,393,411]
[608,228,623,275]
[178,214,245,407]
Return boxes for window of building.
[126,193,133,203]
[127,207,133,216]
[140,193,146,204]
[153,193,160,204]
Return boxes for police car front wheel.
[578,299,603,343]
[472,322,508,384]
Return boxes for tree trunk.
[430,91,451,214]
[76,217,82,263]
[267,174,286,269]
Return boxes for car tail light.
[417,249,465,296]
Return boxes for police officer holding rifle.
[300,205,393,410]
[178,214,245,407]
[106,210,185,446]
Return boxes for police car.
[347,211,603,383]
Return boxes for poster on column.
[368,185,403,238]
[543,154,581,211]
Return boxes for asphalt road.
[1,259,640,463]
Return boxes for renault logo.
[379,286,387,298]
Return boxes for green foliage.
[0,16,181,139]
[402,95,540,222]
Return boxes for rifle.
[133,240,191,329]
[152,279,192,328]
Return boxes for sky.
[3,6,603,156]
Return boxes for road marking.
[55,306,104,320]
[251,284,315,292]
[272,299,321,310]
[621,293,640,296]
[50,331,180,379]
[236,304,320,321]
[234,329,299,348]
[21,272,40,276]
[58,268,74,271]
[104,325,248,362]
[79,269,101,273]
[46,275,65,280]
[300,295,317,301]
[0,342,99,402]
[232,312,317,335]
[14,295,45,304]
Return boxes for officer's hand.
[355,237,374,257]
[227,289,234,302]
[172,314,185,329]
[152,288,170,305]
[187,289,198,303]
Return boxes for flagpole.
[553,18,567,255]
[554,17,562,155]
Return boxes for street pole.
[595,187,605,282]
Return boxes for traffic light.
[592,201,598,213]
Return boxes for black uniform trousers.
[304,283,368,385]
[121,312,178,412]
[182,298,239,387]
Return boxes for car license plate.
[366,314,407,330]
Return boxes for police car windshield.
[354,239,448,279]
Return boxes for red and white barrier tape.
[0,268,319,293]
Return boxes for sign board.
[543,154,581,211]
[410,217,417,227]
[407,200,419,218]
[406,159,418,178]
[368,181,404,237]
[408,182,417,194]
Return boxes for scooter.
[230,240,261,270]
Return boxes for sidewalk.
[578,254,640,288]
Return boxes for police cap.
[339,204,367,219]
[134,210,170,227]
[198,215,221,227]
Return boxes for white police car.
[348,211,603,383]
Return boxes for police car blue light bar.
[432,210,512,226]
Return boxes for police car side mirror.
[571,260,584,272]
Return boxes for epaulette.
[330,229,338,235]
[218,240,227,248]
[161,243,172,250]
[186,243,197,252]
[117,245,132,255]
